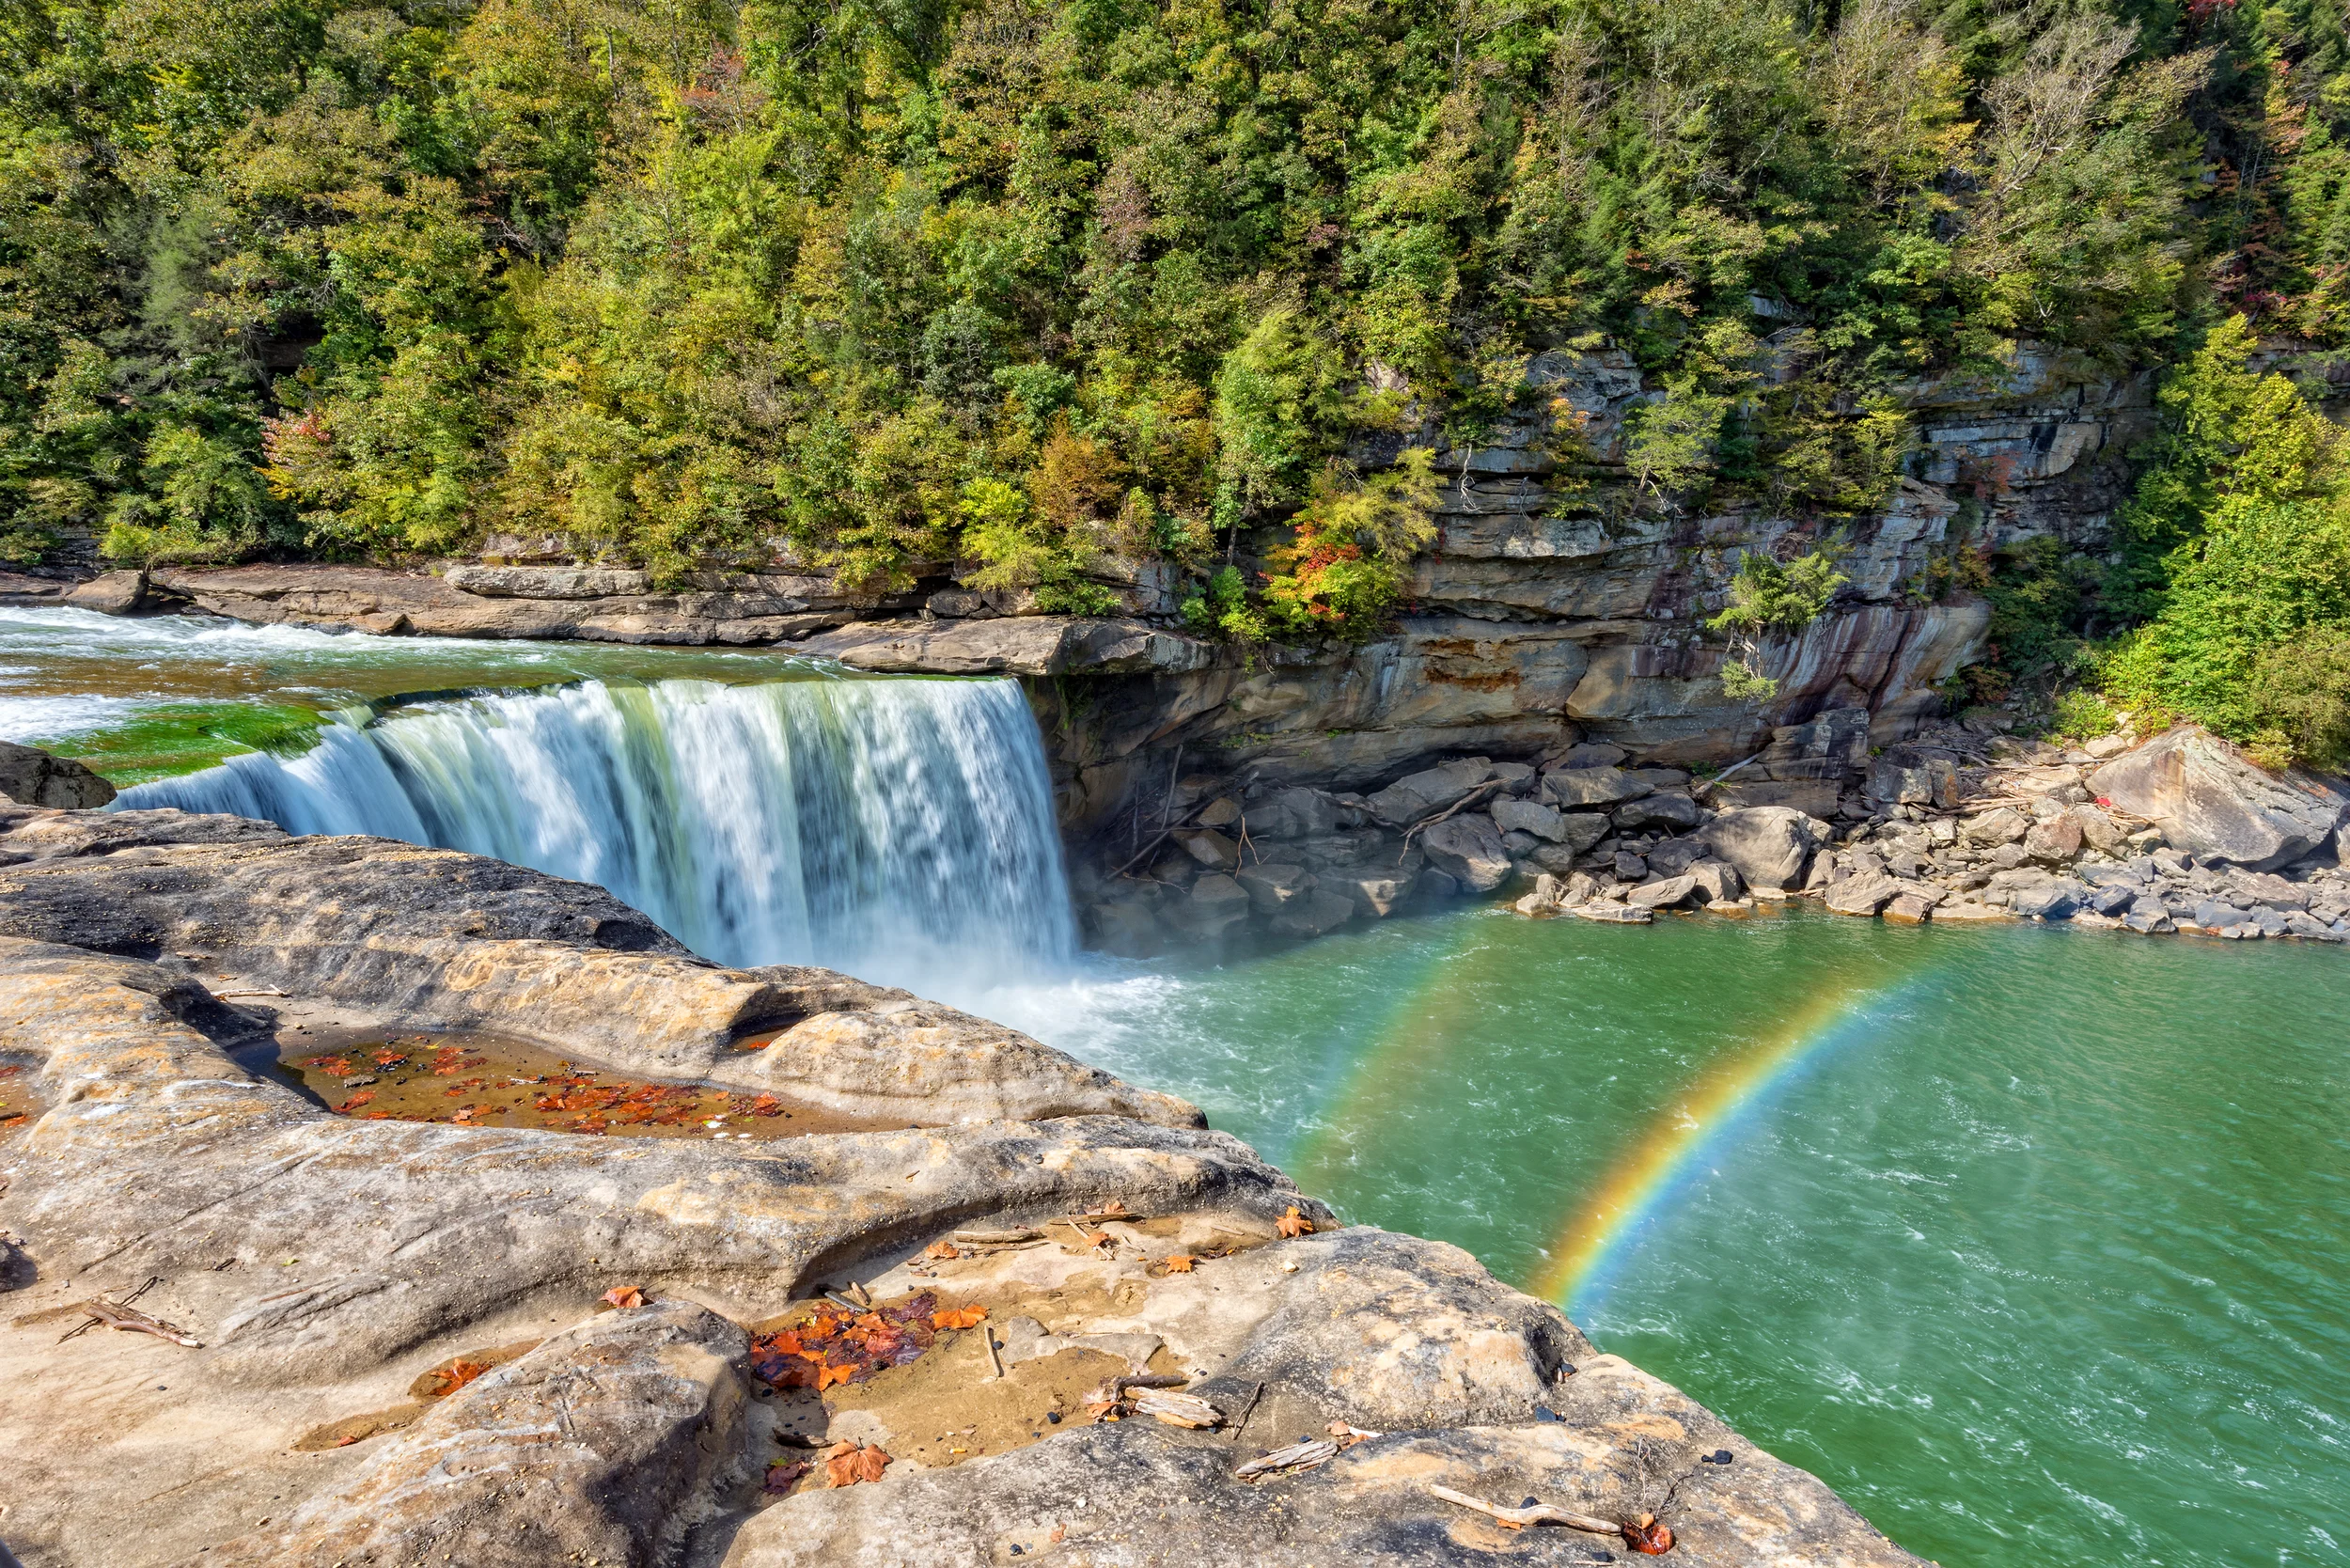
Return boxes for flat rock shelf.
[0,802,1924,1568]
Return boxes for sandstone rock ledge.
[0,807,1926,1568]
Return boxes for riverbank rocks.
[0,810,1929,1568]
[0,740,116,808]
[2090,725,2349,870]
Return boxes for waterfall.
[117,675,1077,987]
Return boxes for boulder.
[1419,814,1513,892]
[2068,803,2127,855]
[1367,760,1493,826]
[1613,850,1649,881]
[1182,872,1254,936]
[1542,766,1651,808]
[1627,874,1699,910]
[1236,862,1313,911]
[1645,839,1707,876]
[1345,872,1418,917]
[1612,792,1702,833]
[1493,797,1567,842]
[2022,814,2084,863]
[1867,756,1959,810]
[2089,884,2138,917]
[2089,726,2350,871]
[1962,807,2031,846]
[1196,795,1243,828]
[1260,787,1341,839]
[1823,870,1903,917]
[62,570,149,615]
[1935,901,2015,922]
[1884,892,1936,923]
[1173,826,1241,870]
[1513,874,1565,917]
[1575,902,1653,923]
[1686,858,1746,903]
[1272,889,1358,938]
[1695,807,1820,892]
[0,741,117,808]
[1557,811,1613,855]
[2225,870,2308,911]
[2009,876,2089,920]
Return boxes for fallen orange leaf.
[923,1240,959,1261]
[1277,1206,1314,1238]
[823,1441,890,1486]
[420,1358,491,1398]
[931,1305,987,1330]
[603,1286,644,1309]
[817,1362,854,1390]
[1164,1254,1196,1273]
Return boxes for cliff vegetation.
[8,0,2350,747]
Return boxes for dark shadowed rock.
[1366,759,1494,826]
[1419,813,1512,891]
[2091,727,2348,871]
[1541,765,1650,808]
[0,741,116,808]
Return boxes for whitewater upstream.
[5,606,2347,1568]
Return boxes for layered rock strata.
[0,805,1927,1567]
[30,344,2169,904]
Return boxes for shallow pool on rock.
[983,904,2350,1568]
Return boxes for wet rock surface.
[0,809,1928,1567]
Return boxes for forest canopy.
[2,0,2346,641]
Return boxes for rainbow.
[1533,975,1915,1313]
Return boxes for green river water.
[4,609,2345,1567]
[994,906,2350,1568]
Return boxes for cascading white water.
[117,675,1077,987]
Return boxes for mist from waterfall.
[117,675,1077,989]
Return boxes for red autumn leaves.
[415,1358,491,1398]
[746,1293,988,1394]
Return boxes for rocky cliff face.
[0,806,1928,1568]
[6,342,2169,957]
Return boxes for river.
[4,607,2344,1567]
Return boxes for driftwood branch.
[1429,1485,1675,1553]
[1400,778,1508,847]
[60,1289,204,1349]
[1234,1437,1340,1482]
[1691,747,1769,799]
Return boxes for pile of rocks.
[1078,745,1724,951]
[1083,716,2350,949]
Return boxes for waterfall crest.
[118,675,1077,984]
